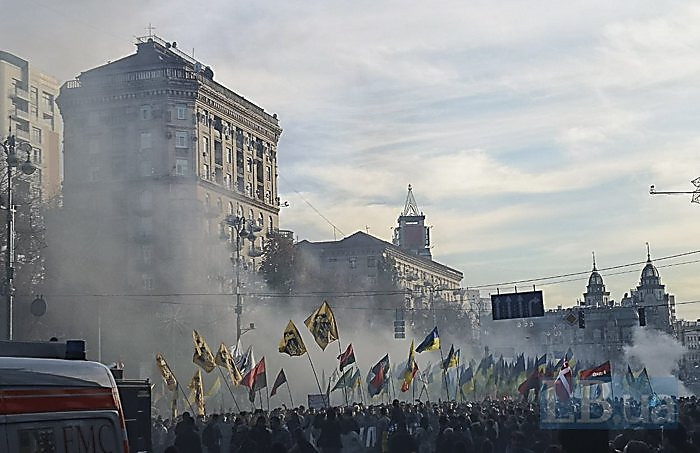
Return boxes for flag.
[332,368,354,392]
[401,340,418,392]
[415,327,440,353]
[337,343,356,371]
[536,354,547,375]
[236,346,255,376]
[367,354,390,397]
[579,361,611,384]
[459,365,474,397]
[349,368,362,390]
[170,388,178,420]
[304,300,339,350]
[565,347,577,370]
[518,369,540,396]
[188,369,205,416]
[279,320,307,356]
[554,361,574,402]
[192,330,216,373]
[215,343,243,385]
[243,357,267,403]
[270,369,287,397]
[442,345,459,370]
[205,376,221,400]
[243,357,267,390]
[155,353,178,391]
[637,368,653,395]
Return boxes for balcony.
[12,87,29,101]
[9,107,29,122]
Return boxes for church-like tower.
[392,184,432,259]
[582,252,610,307]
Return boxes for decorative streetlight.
[223,214,262,342]
[1,131,37,340]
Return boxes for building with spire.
[582,252,610,307]
[392,184,431,260]
[480,247,677,365]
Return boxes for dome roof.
[588,271,603,287]
[641,261,659,279]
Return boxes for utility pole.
[224,215,262,343]
[649,178,700,203]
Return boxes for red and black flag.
[337,343,356,371]
[243,357,267,402]
[518,369,541,396]
[579,360,611,384]
[367,354,390,397]
[270,369,287,397]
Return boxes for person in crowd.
[174,412,202,453]
[316,408,342,453]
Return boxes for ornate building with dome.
[479,248,677,365]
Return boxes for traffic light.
[578,310,585,329]
[394,309,405,339]
[638,307,646,326]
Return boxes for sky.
[5,0,700,320]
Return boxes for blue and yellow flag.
[536,354,547,375]
[459,365,474,396]
[415,327,440,353]
[442,345,459,370]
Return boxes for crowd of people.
[151,396,700,453]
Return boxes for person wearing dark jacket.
[316,408,342,453]
[388,422,418,453]
[174,414,202,453]
[250,415,272,452]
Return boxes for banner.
[304,301,339,350]
[192,330,216,373]
[279,320,308,356]
[155,353,178,391]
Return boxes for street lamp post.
[1,132,37,341]
[224,214,262,343]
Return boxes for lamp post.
[1,132,37,341]
[224,214,262,343]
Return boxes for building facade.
[46,36,281,361]
[0,50,62,200]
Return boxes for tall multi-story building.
[0,50,62,200]
[48,36,282,362]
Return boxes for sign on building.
[491,290,545,320]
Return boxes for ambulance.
[0,340,130,452]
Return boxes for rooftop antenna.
[646,242,651,261]
[145,23,157,39]
[592,251,597,271]
[650,178,700,203]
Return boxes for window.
[42,92,54,112]
[368,256,376,268]
[89,166,100,182]
[140,105,151,120]
[224,174,232,190]
[226,147,232,163]
[245,182,252,197]
[33,149,42,165]
[202,137,210,156]
[205,193,211,209]
[142,246,153,265]
[268,216,273,232]
[176,104,187,120]
[228,202,234,215]
[175,158,189,176]
[175,131,188,148]
[30,105,38,120]
[217,198,223,213]
[349,258,357,269]
[266,165,272,180]
[88,138,100,155]
[139,161,152,177]
[30,87,38,105]
[258,212,264,228]
[142,274,153,291]
[265,190,271,203]
[31,127,42,144]
[140,132,151,151]
[203,163,210,179]
[246,158,253,173]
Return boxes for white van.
[0,341,130,453]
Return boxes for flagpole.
[305,352,325,405]
[217,367,241,412]
[177,381,196,416]
[439,347,450,401]
[286,379,295,407]
[337,340,349,407]
[266,382,271,413]
[258,389,263,412]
